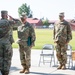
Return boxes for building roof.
[26,18,40,24]
[71,23,75,30]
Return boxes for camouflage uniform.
[53,18,72,66]
[0,10,21,75]
[17,22,36,69]
[0,19,13,75]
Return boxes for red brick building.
[26,18,43,26]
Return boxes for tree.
[18,3,33,18]
[42,18,49,26]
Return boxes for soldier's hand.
[8,15,13,20]
[66,41,69,44]
[54,41,57,43]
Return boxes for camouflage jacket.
[53,20,72,44]
[17,22,36,46]
[0,19,11,39]
[0,18,21,43]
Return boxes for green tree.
[18,3,33,18]
[42,18,49,26]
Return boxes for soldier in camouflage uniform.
[17,13,36,74]
[0,10,21,75]
[53,12,72,70]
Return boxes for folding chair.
[38,44,55,66]
[67,44,73,68]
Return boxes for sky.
[0,0,75,20]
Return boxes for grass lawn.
[12,29,75,50]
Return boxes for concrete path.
[0,48,75,75]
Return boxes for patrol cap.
[59,12,64,17]
[1,10,8,15]
[20,12,27,18]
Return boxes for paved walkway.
[0,48,75,75]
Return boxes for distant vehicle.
[49,24,54,29]
[43,25,47,28]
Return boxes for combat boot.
[2,72,8,75]
[61,64,66,70]
[57,64,62,69]
[24,66,30,74]
[1,70,9,75]
[20,68,26,73]
[4,73,8,75]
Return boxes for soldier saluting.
[0,10,21,75]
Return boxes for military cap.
[1,10,8,15]
[59,12,64,16]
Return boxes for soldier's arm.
[67,22,72,43]
[8,15,22,27]
[30,25,36,46]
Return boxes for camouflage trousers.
[0,39,13,73]
[19,44,31,68]
[55,43,67,65]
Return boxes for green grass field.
[12,29,75,50]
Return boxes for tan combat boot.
[24,67,30,74]
[57,64,62,69]
[20,68,26,73]
[61,64,66,70]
